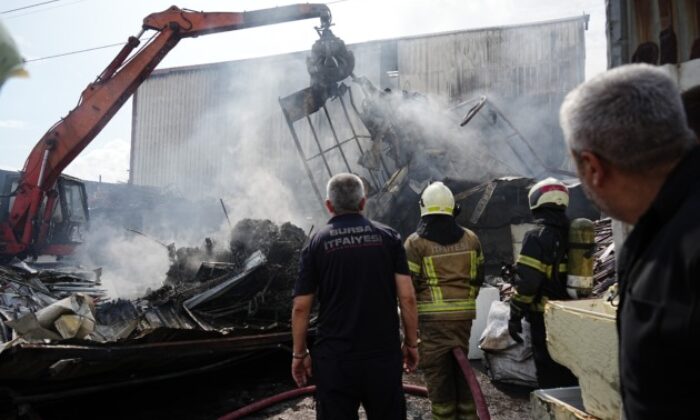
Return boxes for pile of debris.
[0,219,308,392]
[1,262,107,342]
[145,219,308,332]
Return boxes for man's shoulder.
[658,192,700,259]
[403,231,423,249]
[519,224,559,259]
[621,194,700,296]
[405,231,420,242]
[461,226,480,241]
[367,219,402,240]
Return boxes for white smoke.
[75,223,171,299]
[66,137,130,183]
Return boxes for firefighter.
[508,177,578,388]
[404,181,484,420]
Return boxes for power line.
[24,42,123,63]
[3,0,87,20]
[1,0,60,14]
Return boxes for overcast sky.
[0,0,607,183]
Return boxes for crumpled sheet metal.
[1,265,57,341]
[183,251,267,330]
[5,294,96,341]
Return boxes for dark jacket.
[617,147,700,420]
[295,213,409,360]
[511,207,570,317]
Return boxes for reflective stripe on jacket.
[405,228,484,321]
[511,209,570,314]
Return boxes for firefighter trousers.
[419,320,476,420]
[528,311,578,389]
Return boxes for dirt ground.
[246,360,531,420]
[19,352,531,420]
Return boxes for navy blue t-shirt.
[294,213,410,359]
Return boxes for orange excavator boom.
[0,4,333,259]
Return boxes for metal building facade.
[396,17,586,100]
[130,43,383,198]
[130,17,586,216]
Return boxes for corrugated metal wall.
[397,18,585,100]
[131,17,585,219]
[131,42,382,216]
[396,17,585,169]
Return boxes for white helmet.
[528,177,569,210]
[419,182,455,216]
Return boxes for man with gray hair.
[291,173,419,419]
[560,63,699,419]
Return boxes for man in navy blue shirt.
[291,173,419,420]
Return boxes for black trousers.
[528,312,578,389]
[312,351,406,420]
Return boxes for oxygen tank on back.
[567,218,595,299]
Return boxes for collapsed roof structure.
[0,219,309,402]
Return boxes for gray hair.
[560,63,695,172]
[326,173,365,213]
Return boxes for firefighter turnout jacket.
[405,227,484,321]
[511,208,570,318]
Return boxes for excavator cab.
[45,175,89,247]
[0,169,88,259]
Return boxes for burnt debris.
[0,219,309,394]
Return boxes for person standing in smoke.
[508,178,578,389]
[404,181,484,420]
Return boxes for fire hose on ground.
[218,347,491,420]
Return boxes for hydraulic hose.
[452,347,491,420]
[218,383,428,420]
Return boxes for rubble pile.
[1,219,307,344]
[144,219,307,332]
[1,263,108,343]
[0,218,310,393]
[166,241,231,285]
[0,266,56,342]
[231,219,308,286]
[34,266,107,301]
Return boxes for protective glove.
[500,262,515,282]
[508,316,523,343]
